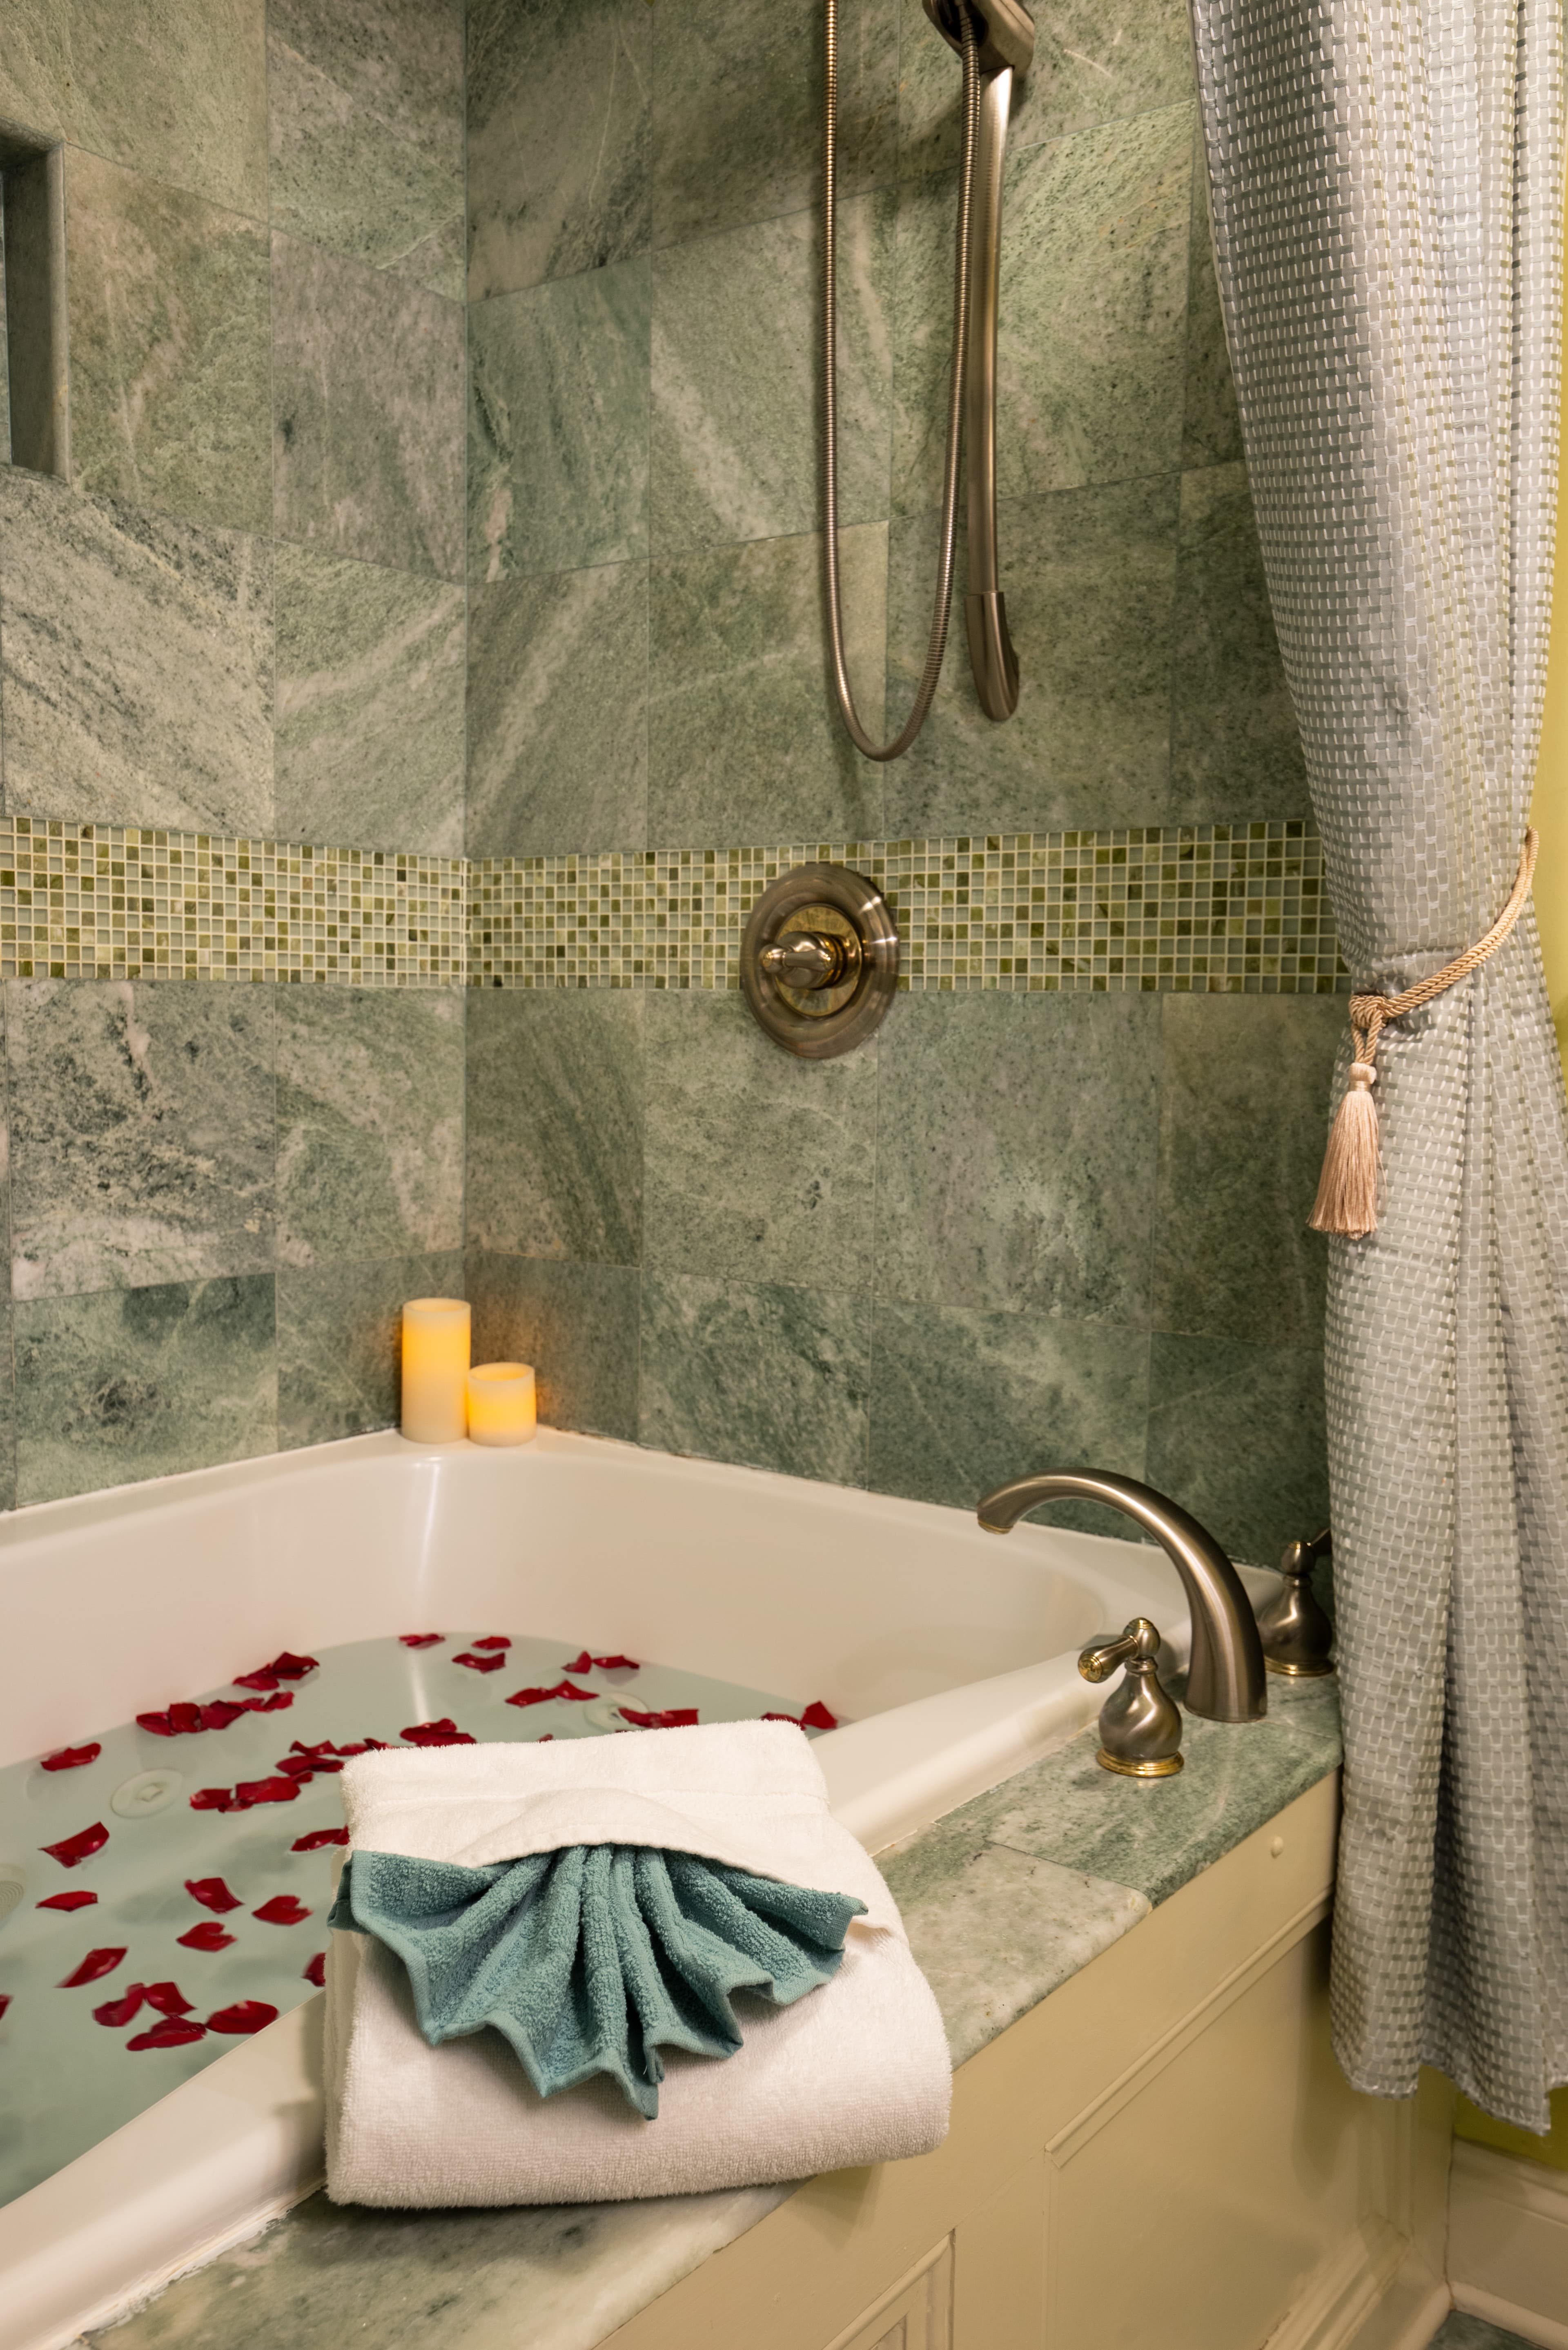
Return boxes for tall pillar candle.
[401,1298,470,1443]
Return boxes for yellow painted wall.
[1452,184,1568,2172]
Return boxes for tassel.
[1309,1062,1380,1237]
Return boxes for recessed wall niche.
[0,120,69,479]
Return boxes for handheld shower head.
[922,0,1034,76]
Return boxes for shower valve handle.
[758,930,861,992]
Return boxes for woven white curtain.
[1187,0,1568,2126]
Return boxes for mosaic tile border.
[470,823,1350,995]
[0,818,1350,995]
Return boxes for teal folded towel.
[329,1847,866,2118]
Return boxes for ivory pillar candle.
[466,1362,537,1447]
[400,1298,470,1443]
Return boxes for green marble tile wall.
[0,0,469,1509]
[462,0,1338,1565]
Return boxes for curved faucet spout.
[976,1468,1267,1724]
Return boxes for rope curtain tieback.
[1310,828,1540,1239]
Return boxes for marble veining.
[278,1247,464,1451]
[87,1672,1341,2350]
[1145,1332,1330,1572]
[466,1251,641,1442]
[638,1273,871,1485]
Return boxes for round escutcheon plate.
[740,863,898,1059]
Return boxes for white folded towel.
[324,1720,952,2206]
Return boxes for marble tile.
[640,1274,870,1484]
[64,149,271,536]
[85,2178,788,2350]
[643,992,877,1292]
[0,0,267,217]
[874,992,1160,1321]
[887,1838,1149,2065]
[278,1247,463,1449]
[976,1675,1342,1907]
[1152,994,1341,1346]
[1145,1333,1330,1570]
[652,0,897,247]
[14,1274,276,1506]
[650,195,894,557]
[892,109,1191,519]
[7,979,275,1298]
[466,1250,640,1441]
[275,989,463,1269]
[1426,2315,1549,2350]
[896,0,1194,178]
[470,260,651,582]
[273,545,465,856]
[0,1300,16,1516]
[466,562,648,860]
[466,991,643,1266]
[647,526,886,847]
[268,0,466,299]
[0,470,273,836]
[882,479,1178,839]
[1170,463,1306,823]
[272,234,465,581]
[1181,138,1243,469]
[868,1298,1149,1513]
[467,0,651,301]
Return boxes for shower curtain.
[1186,0,1568,2128]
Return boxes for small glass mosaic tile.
[468,823,1350,996]
[0,819,466,986]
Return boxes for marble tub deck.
[83,1676,1343,2350]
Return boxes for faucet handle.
[1077,1618,1184,1779]
[1256,1529,1335,1678]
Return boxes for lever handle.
[1077,1617,1183,1779]
[1256,1528,1335,1678]
[758,929,861,992]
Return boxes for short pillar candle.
[401,1298,470,1443]
[467,1362,537,1447]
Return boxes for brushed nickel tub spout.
[976,1469,1268,1724]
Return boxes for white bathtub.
[0,1426,1247,2350]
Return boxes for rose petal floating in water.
[269,1653,319,1681]
[505,1681,598,1709]
[453,1652,506,1674]
[594,1656,639,1672]
[94,1986,146,2027]
[253,1896,312,1927]
[198,1700,253,1731]
[58,1948,127,1988]
[128,2018,205,2051]
[471,1635,511,1650]
[232,1669,278,1690]
[37,1891,98,1911]
[189,1788,233,1812]
[292,1828,349,1851]
[399,1634,443,1648]
[561,1651,592,1674]
[207,2000,278,2036]
[42,1823,109,1868]
[274,1757,316,1780]
[177,1922,235,1953]
[184,1877,241,1913]
[143,1982,194,2016]
[618,1707,699,1730]
[250,1692,294,1713]
[40,1744,101,1772]
[0,1995,11,2021]
[761,1701,840,1731]
[401,1719,475,1746]
[232,1777,300,1808]
[303,1953,327,1987]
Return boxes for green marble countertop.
[86,1677,1342,2350]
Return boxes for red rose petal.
[290,1739,336,1758]
[292,1828,349,1851]
[399,1633,443,1648]
[0,1994,11,2020]
[233,1667,278,1690]
[594,1655,639,1672]
[177,1922,235,1953]
[94,1985,146,2027]
[135,1712,174,1737]
[471,1635,511,1650]
[42,1822,109,1868]
[251,1691,294,1713]
[128,2017,206,2050]
[303,1952,327,1987]
[800,1701,839,1730]
[274,1755,316,1779]
[59,1946,127,1988]
[207,2000,278,2036]
[401,1719,475,1746]
[38,1890,98,1911]
[189,1787,234,1811]
[269,1653,318,1681]
[561,1651,592,1674]
[144,1982,194,2016]
[619,1707,699,1730]
[198,1699,251,1730]
[41,1743,102,1772]
[453,1651,507,1673]
[253,1895,312,1927]
[505,1680,598,1710]
[184,1876,242,1913]
[232,1777,300,1808]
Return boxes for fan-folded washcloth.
[328,1844,866,2118]
[324,1720,952,2205]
